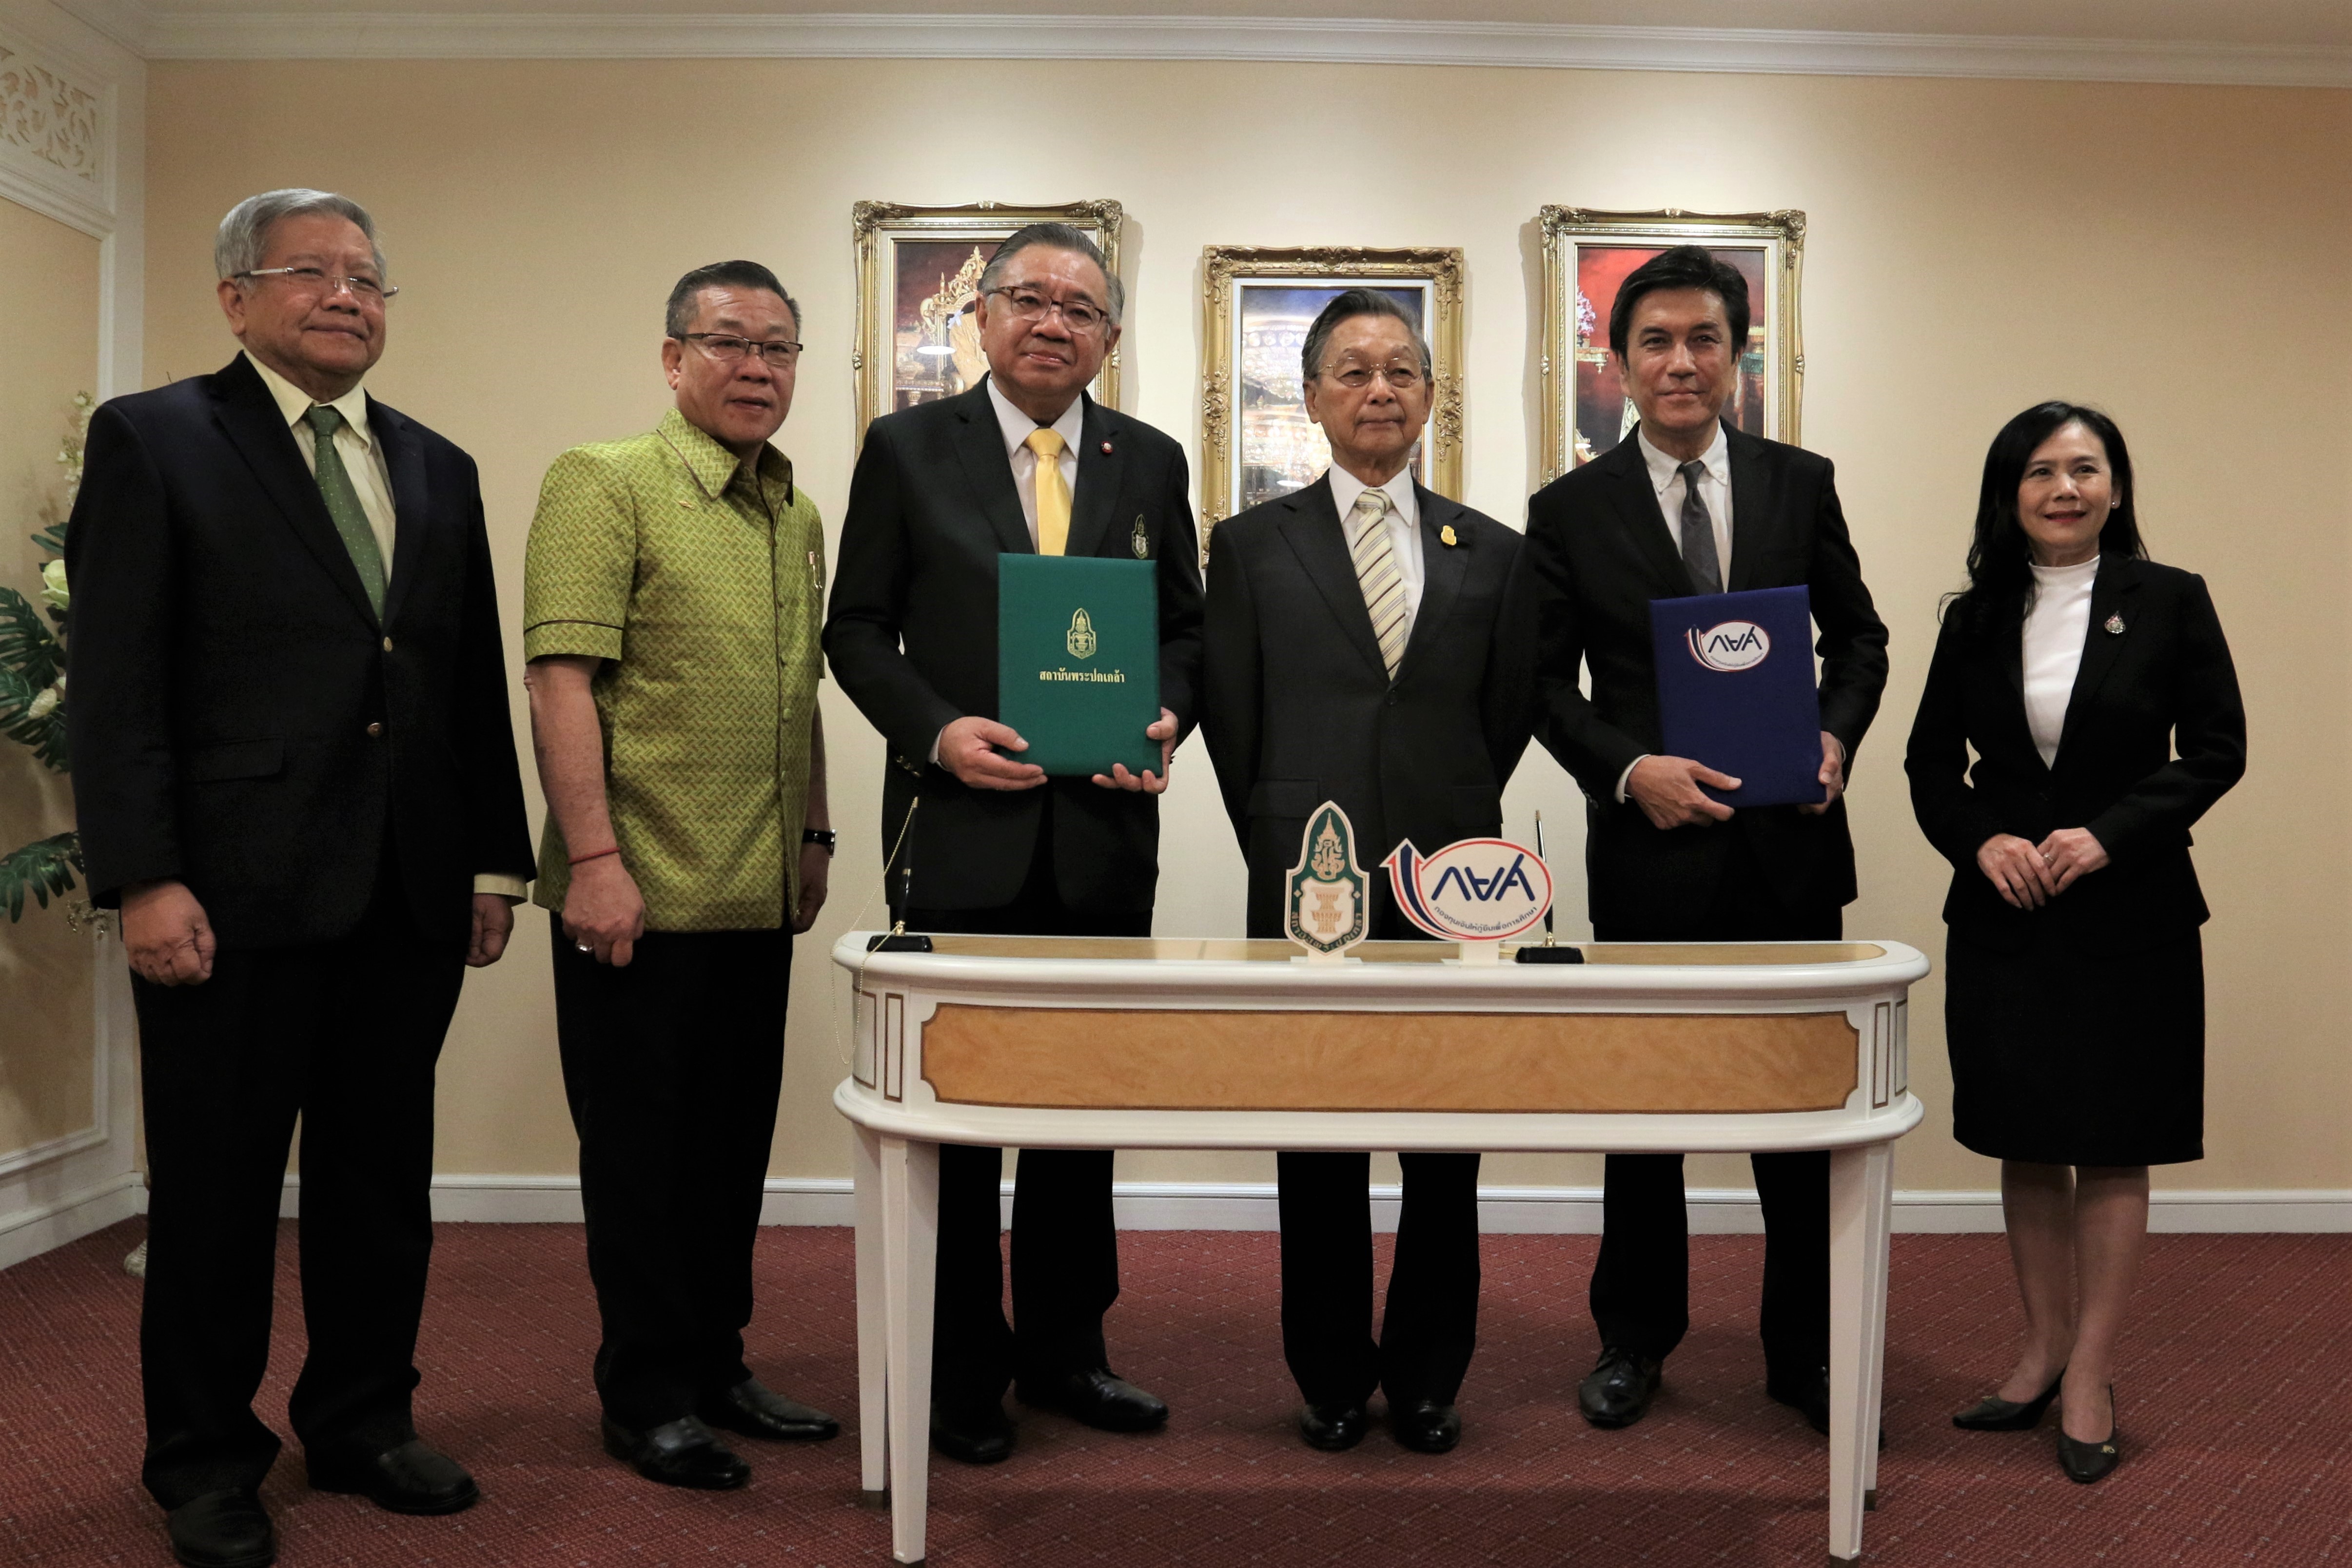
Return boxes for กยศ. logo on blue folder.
[1686,619,1771,672]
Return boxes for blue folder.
[1648,585,1825,809]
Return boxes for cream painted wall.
[141,59,2350,1199]
[0,195,100,1159]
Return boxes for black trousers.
[908,794,1143,1410]
[1591,829,1838,1378]
[135,866,463,1508]
[1278,1151,1481,1409]
[550,918,792,1430]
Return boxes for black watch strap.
[802,828,838,853]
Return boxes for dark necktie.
[306,404,386,618]
[1678,458,1723,596]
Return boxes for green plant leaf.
[0,588,60,690]
[0,831,81,922]
[31,521,67,558]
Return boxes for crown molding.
[47,7,2352,87]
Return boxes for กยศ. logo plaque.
[1686,619,1770,672]
[1381,837,1554,947]
[1286,801,1368,961]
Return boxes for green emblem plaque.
[1285,800,1368,961]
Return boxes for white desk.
[832,934,1928,1564]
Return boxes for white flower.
[27,680,62,721]
[39,558,67,612]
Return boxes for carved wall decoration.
[1196,245,1466,553]
[851,198,1125,443]
[0,44,101,186]
[1535,207,1805,485]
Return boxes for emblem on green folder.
[1066,608,1098,659]
[1286,801,1368,960]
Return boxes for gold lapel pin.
[2105,613,2126,635]
[1439,524,1458,547]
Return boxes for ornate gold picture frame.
[1198,246,1465,545]
[852,199,1125,443]
[1537,208,1805,485]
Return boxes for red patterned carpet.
[3,1220,2348,1567]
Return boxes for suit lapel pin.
[1100,440,1114,455]
[1132,516,1149,558]
[2104,613,2126,635]
[1439,524,1458,548]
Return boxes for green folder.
[997,554,1161,777]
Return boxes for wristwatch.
[802,828,838,854]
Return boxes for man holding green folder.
[826,223,1204,1465]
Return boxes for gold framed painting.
[1198,246,1465,544]
[1536,208,1805,485]
[852,199,1125,442]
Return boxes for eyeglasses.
[234,267,397,303]
[1323,363,1425,392]
[986,285,1109,334]
[678,332,804,368]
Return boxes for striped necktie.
[306,404,386,617]
[1348,487,1409,678]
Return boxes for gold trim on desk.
[921,1007,1860,1114]
[905,935,1884,966]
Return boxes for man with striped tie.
[1199,289,1536,1456]
[826,223,1203,1465]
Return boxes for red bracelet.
[568,845,620,866]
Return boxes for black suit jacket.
[65,354,534,947]
[1904,555,2244,956]
[1525,423,1889,931]
[1202,476,1534,938]
[824,381,1204,913]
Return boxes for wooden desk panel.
[920,1005,1861,1114]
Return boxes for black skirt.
[1944,927,2205,1166]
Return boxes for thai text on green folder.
[996,554,1160,776]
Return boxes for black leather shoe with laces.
[1577,1346,1663,1429]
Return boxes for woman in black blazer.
[1906,402,2244,1485]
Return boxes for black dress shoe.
[1953,1369,2065,1431]
[1767,1367,1888,1449]
[2057,1387,2120,1483]
[164,1488,274,1568]
[1297,1402,1368,1451]
[697,1378,841,1442]
[1391,1398,1460,1454]
[930,1399,1015,1464]
[1014,1367,1169,1432]
[600,1415,751,1490]
[1578,1346,1663,1429]
[308,1437,479,1515]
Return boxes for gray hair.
[977,222,1124,328]
[215,188,387,283]
[1300,288,1432,384]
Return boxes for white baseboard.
[0,1172,144,1271]
[205,1176,2352,1235]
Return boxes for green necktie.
[305,404,386,617]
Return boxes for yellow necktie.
[1027,428,1071,555]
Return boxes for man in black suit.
[1525,245,1888,1435]
[825,222,1201,1464]
[1201,289,1533,1456]
[66,189,533,1568]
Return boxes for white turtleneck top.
[2023,556,2100,767]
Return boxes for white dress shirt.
[2023,556,2099,768]
[1617,423,1736,803]
[246,351,524,903]
[1326,463,1426,644]
[987,375,1082,548]
[244,350,398,575]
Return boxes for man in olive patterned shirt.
[523,261,838,1490]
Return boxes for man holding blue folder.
[826,223,1202,1466]
[1524,245,1888,1436]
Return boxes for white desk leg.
[1862,1153,1893,1509]
[853,1124,888,1506]
[881,1136,940,1565]
[1828,1142,1893,1560]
